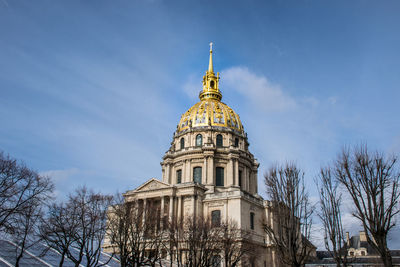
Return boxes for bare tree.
[0,152,53,266]
[218,219,255,267]
[264,163,314,267]
[163,219,184,267]
[0,151,53,233]
[182,216,221,267]
[335,146,400,267]
[67,187,113,267]
[11,201,44,267]
[41,187,112,267]
[40,201,80,267]
[317,167,349,267]
[106,197,163,267]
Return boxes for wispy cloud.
[40,168,79,182]
[221,66,297,112]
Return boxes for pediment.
[134,178,170,192]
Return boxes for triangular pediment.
[134,178,170,192]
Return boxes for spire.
[200,42,222,101]
[208,42,214,73]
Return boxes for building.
[110,44,306,266]
[308,231,400,267]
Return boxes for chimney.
[360,231,367,242]
[346,232,350,247]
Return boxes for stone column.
[142,198,147,225]
[227,159,233,186]
[207,156,213,185]
[234,159,239,186]
[187,160,191,183]
[166,164,171,184]
[160,196,165,227]
[182,160,186,183]
[169,196,174,222]
[203,157,208,184]
[192,195,197,218]
[177,196,182,223]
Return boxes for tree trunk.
[381,249,393,267]
[59,251,66,267]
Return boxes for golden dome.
[177,43,243,133]
[178,99,243,133]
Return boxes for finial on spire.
[208,42,214,73]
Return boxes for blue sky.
[1,0,400,248]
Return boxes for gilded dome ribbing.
[177,43,244,134]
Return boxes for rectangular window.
[239,170,242,187]
[250,212,255,230]
[211,210,221,227]
[193,167,202,184]
[216,167,224,186]
[176,170,182,184]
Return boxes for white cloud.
[221,66,297,112]
[183,74,201,100]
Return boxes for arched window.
[234,138,239,147]
[180,138,185,149]
[196,134,202,147]
[210,80,215,89]
[176,170,182,184]
[250,212,255,230]
[216,167,224,186]
[211,210,221,227]
[193,167,202,184]
[216,134,223,147]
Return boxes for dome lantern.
[199,42,222,101]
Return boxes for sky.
[1,0,400,249]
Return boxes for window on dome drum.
[250,212,255,230]
[211,210,221,227]
[239,170,242,187]
[176,170,182,184]
[180,138,185,149]
[196,134,203,147]
[216,134,223,147]
[193,167,202,184]
[216,167,224,186]
[234,138,239,147]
